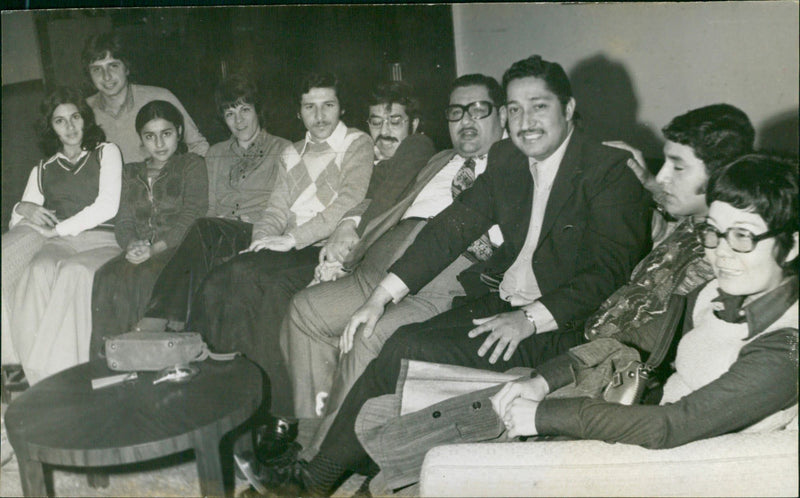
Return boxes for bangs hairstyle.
[707,153,799,267]
[663,104,755,177]
[81,32,132,75]
[369,81,422,124]
[215,74,263,122]
[296,72,344,111]
[134,100,188,154]
[37,86,105,157]
[450,74,504,107]
[502,55,574,111]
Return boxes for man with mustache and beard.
[246,55,652,497]
[233,75,506,483]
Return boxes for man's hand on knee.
[468,310,536,364]
[341,286,393,354]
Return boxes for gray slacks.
[280,218,472,454]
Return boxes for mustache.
[376,135,399,143]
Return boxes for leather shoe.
[253,416,299,464]
[236,456,318,497]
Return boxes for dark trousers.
[189,245,321,416]
[317,292,584,470]
[91,248,176,358]
[145,217,253,322]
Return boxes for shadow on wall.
[569,53,663,169]
[759,108,799,156]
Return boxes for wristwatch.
[522,307,538,333]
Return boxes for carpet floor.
[1,399,364,497]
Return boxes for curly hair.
[37,87,105,157]
[215,74,263,122]
[368,80,422,126]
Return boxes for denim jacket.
[115,152,208,250]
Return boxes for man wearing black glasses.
[233,75,506,477]
[346,104,758,493]
[242,56,654,496]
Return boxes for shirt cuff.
[521,301,557,333]
[379,272,410,303]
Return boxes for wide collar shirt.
[298,120,349,157]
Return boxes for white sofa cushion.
[420,429,799,497]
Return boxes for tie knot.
[463,157,476,171]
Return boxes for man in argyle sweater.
[188,71,373,426]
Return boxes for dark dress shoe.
[236,456,321,497]
[253,416,299,464]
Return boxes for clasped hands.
[311,220,360,285]
[490,374,549,438]
[126,239,167,264]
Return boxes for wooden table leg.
[194,430,225,497]
[15,450,48,497]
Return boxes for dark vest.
[40,146,103,222]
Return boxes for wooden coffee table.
[5,357,262,497]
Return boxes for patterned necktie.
[451,156,476,199]
[450,156,495,262]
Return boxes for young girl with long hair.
[90,100,208,351]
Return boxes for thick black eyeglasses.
[696,223,787,253]
[444,101,494,122]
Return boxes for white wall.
[453,2,799,155]
[2,11,43,85]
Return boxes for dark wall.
[37,5,457,147]
[2,6,457,228]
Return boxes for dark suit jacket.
[343,148,457,269]
[389,129,652,331]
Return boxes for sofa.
[419,424,798,497]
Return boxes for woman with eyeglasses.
[489,153,798,448]
[341,154,798,497]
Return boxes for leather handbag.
[104,331,238,372]
[602,293,686,405]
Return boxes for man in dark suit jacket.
[248,55,652,497]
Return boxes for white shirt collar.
[301,120,348,155]
[529,127,574,187]
[53,149,90,163]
